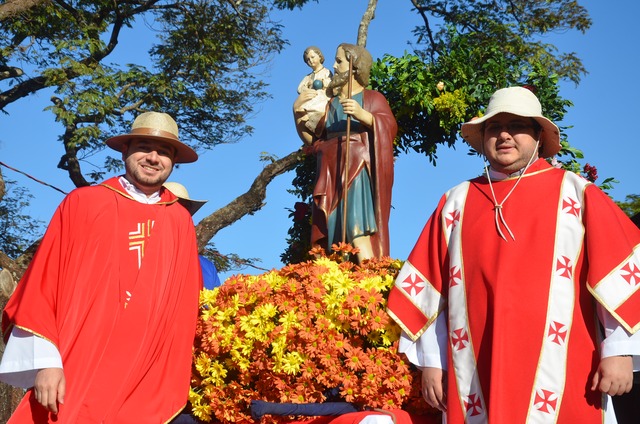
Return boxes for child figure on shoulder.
[295,46,332,132]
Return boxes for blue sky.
[1,0,638,281]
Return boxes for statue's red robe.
[310,89,397,258]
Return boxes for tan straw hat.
[106,112,198,163]
[163,182,207,216]
[461,87,561,158]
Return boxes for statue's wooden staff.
[341,55,354,245]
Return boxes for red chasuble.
[387,159,640,423]
[3,177,202,423]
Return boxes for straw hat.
[163,181,207,216]
[106,112,198,163]
[461,87,561,158]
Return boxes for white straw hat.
[106,112,198,163]
[163,181,207,216]
[461,87,561,158]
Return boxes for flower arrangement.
[188,244,432,423]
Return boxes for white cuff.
[0,327,62,388]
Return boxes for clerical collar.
[118,176,162,204]
[487,167,526,181]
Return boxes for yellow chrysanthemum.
[279,309,301,332]
[200,288,218,306]
[231,333,254,357]
[258,303,278,319]
[191,402,212,421]
[313,256,337,269]
[229,346,252,371]
[321,267,355,296]
[276,351,304,375]
[358,275,383,292]
[239,304,277,342]
[199,306,217,322]
[322,290,345,313]
[270,333,288,358]
[194,352,212,376]
[262,270,289,290]
[201,360,228,386]
[215,324,236,348]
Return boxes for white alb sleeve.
[598,303,640,371]
[0,327,63,388]
[398,311,448,370]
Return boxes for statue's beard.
[327,70,350,92]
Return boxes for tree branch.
[194,149,304,250]
[0,0,48,21]
[411,0,439,59]
[0,3,131,110]
[357,0,377,47]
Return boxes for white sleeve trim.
[398,312,448,370]
[0,327,62,388]
[599,304,640,371]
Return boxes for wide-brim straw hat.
[163,181,207,216]
[461,87,561,158]
[106,112,198,163]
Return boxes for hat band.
[130,127,179,141]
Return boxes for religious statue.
[293,43,397,263]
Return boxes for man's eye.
[485,122,531,134]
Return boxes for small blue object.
[312,79,323,90]
[199,255,221,289]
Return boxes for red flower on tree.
[582,163,598,182]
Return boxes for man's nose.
[146,150,160,162]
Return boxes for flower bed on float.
[188,245,434,423]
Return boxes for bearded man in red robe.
[0,112,203,423]
[294,43,397,263]
[387,87,640,423]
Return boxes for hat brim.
[177,198,207,216]
[461,111,561,158]
[106,134,198,164]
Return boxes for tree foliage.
[374,0,590,161]
[616,194,640,219]
[0,180,44,259]
[0,0,312,274]
[1,0,290,185]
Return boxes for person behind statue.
[0,112,203,422]
[163,181,222,289]
[294,46,333,133]
[293,43,397,263]
[387,86,640,423]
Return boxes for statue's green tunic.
[310,90,397,257]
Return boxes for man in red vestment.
[387,87,640,423]
[294,43,397,263]
[0,112,203,423]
